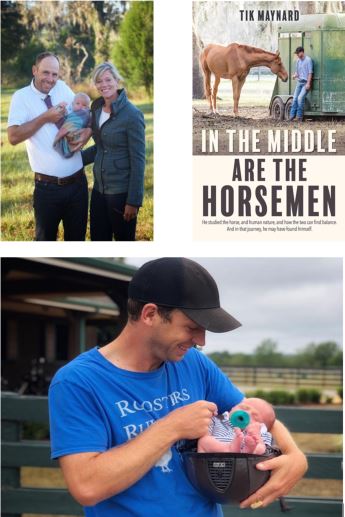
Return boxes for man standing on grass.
[7,52,92,241]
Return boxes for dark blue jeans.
[90,189,137,241]
[33,173,88,241]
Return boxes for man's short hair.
[295,46,304,54]
[127,298,175,322]
[35,52,60,66]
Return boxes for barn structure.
[1,257,137,392]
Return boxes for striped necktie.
[43,95,64,129]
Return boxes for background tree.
[113,2,153,96]
[253,339,284,366]
[192,1,205,98]
[1,1,28,61]
[299,1,345,14]
[192,24,205,99]
[1,1,128,87]
[207,340,342,368]
[193,1,344,55]
[295,341,342,368]
[91,1,126,62]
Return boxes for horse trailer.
[270,13,345,120]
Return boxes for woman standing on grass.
[83,62,145,241]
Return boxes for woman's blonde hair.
[93,62,124,83]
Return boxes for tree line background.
[207,339,342,368]
[1,0,153,97]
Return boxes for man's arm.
[59,400,217,506]
[7,105,67,145]
[306,72,313,91]
[240,419,308,509]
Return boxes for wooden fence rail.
[1,393,343,516]
[220,366,342,390]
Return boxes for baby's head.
[72,92,90,111]
[231,398,276,430]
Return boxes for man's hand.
[123,204,138,222]
[8,103,68,145]
[240,444,307,509]
[305,83,311,91]
[163,400,218,440]
[68,128,93,152]
[44,102,67,124]
[292,72,298,80]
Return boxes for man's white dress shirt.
[8,80,83,177]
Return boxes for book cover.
[192,1,345,239]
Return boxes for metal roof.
[24,258,137,282]
[22,295,120,315]
[2,258,139,310]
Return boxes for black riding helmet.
[177,440,281,505]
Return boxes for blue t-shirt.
[49,347,244,517]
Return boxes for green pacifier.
[230,409,250,429]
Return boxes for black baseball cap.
[128,258,241,333]
[295,46,304,54]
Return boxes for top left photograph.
[1,1,153,242]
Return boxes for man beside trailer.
[289,46,313,122]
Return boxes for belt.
[35,168,84,186]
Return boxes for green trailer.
[270,13,345,120]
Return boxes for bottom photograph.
[1,257,342,517]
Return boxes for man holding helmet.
[49,257,307,516]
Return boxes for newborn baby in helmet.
[197,397,276,454]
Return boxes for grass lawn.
[1,88,153,241]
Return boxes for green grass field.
[1,89,153,241]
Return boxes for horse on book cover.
[200,43,288,116]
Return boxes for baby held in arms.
[53,92,91,158]
[197,397,275,454]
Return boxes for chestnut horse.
[200,43,288,116]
